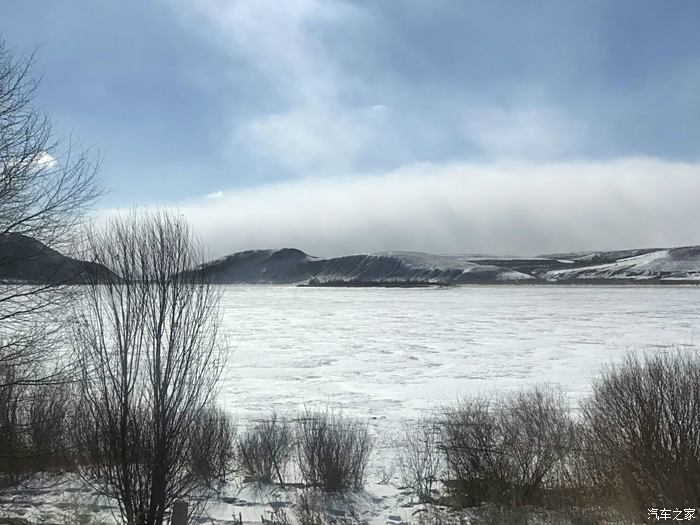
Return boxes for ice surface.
[217,285,700,427]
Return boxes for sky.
[1,1,699,257]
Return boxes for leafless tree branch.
[72,211,231,525]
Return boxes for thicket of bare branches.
[238,412,294,484]
[71,211,231,525]
[0,39,100,489]
[296,408,373,493]
[397,419,444,503]
[188,406,236,492]
[440,386,574,507]
[0,378,74,489]
[581,349,700,514]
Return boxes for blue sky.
[1,1,700,256]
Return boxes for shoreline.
[297,278,700,288]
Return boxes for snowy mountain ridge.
[194,245,700,285]
[3,235,699,285]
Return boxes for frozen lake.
[218,285,700,425]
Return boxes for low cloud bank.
[116,158,700,258]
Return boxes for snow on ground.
[3,285,699,524]
[542,250,669,280]
[494,270,535,280]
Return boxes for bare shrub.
[0,374,75,487]
[398,419,444,503]
[239,412,293,484]
[375,456,397,485]
[503,386,575,502]
[0,367,23,487]
[188,407,236,491]
[440,397,501,506]
[296,408,373,492]
[581,349,700,514]
[26,382,74,472]
[440,385,574,507]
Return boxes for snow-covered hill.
[537,246,700,282]
[194,245,700,285]
[5,236,699,286]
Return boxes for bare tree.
[0,39,100,487]
[72,211,231,525]
[0,40,100,243]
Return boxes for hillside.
[5,236,700,286]
[0,233,114,284]
[536,246,700,282]
[193,245,700,285]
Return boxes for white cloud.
[36,152,58,169]
[205,191,224,199]
[239,105,379,174]
[151,157,700,258]
[6,151,58,172]
[462,108,580,160]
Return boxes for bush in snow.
[296,408,372,492]
[581,349,700,515]
[440,385,574,507]
[398,418,444,503]
[238,411,293,484]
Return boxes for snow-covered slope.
[198,249,535,285]
[194,245,700,285]
[538,247,700,282]
[8,233,699,286]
